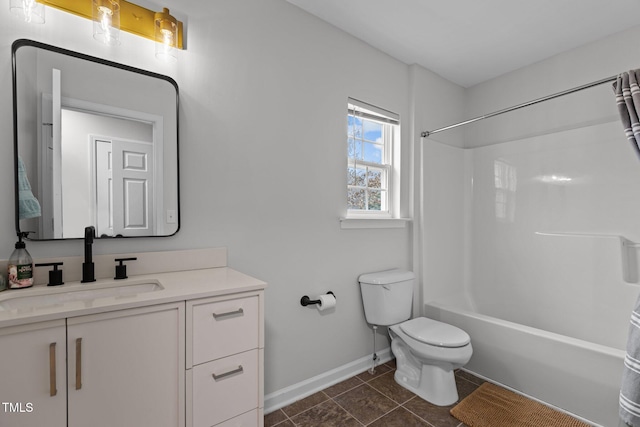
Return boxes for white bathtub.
[425,293,625,427]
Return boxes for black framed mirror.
[12,39,180,240]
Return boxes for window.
[347,99,399,217]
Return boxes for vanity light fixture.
[9,0,45,23]
[92,0,120,45]
[32,0,184,56]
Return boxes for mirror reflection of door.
[95,138,155,237]
[60,109,156,239]
[40,94,161,239]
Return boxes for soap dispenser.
[8,231,34,289]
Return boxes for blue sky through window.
[348,115,383,164]
[363,120,382,142]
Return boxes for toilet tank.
[358,269,415,326]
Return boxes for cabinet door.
[0,320,66,427]
[67,303,185,427]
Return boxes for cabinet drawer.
[215,409,259,427]
[192,295,258,364]
[192,350,258,427]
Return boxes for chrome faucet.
[81,226,96,283]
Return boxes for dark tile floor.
[264,360,482,427]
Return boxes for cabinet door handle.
[212,308,244,319]
[49,343,57,397]
[212,365,244,381]
[75,338,82,390]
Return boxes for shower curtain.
[621,298,640,426]
[616,69,640,427]
[614,70,640,158]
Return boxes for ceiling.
[286,0,640,88]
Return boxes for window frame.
[346,98,399,219]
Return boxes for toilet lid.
[400,317,470,348]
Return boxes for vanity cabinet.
[0,256,266,427]
[0,303,185,427]
[187,291,264,427]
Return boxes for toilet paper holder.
[300,291,335,307]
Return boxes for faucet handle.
[114,257,137,280]
[35,262,64,286]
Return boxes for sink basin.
[0,281,163,311]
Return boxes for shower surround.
[421,118,640,426]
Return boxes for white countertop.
[0,267,267,329]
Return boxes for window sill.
[339,217,411,229]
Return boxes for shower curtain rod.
[420,74,618,138]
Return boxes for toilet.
[358,269,472,406]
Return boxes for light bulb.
[92,0,120,45]
[155,8,178,62]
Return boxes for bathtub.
[425,293,625,427]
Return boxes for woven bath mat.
[450,382,590,427]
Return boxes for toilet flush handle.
[383,285,391,290]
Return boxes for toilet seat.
[400,317,470,348]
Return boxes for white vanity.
[0,248,266,427]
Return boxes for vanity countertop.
[0,267,267,329]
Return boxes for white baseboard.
[264,347,393,414]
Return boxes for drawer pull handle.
[212,308,244,319]
[75,338,82,390]
[212,365,244,381]
[49,343,57,397]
